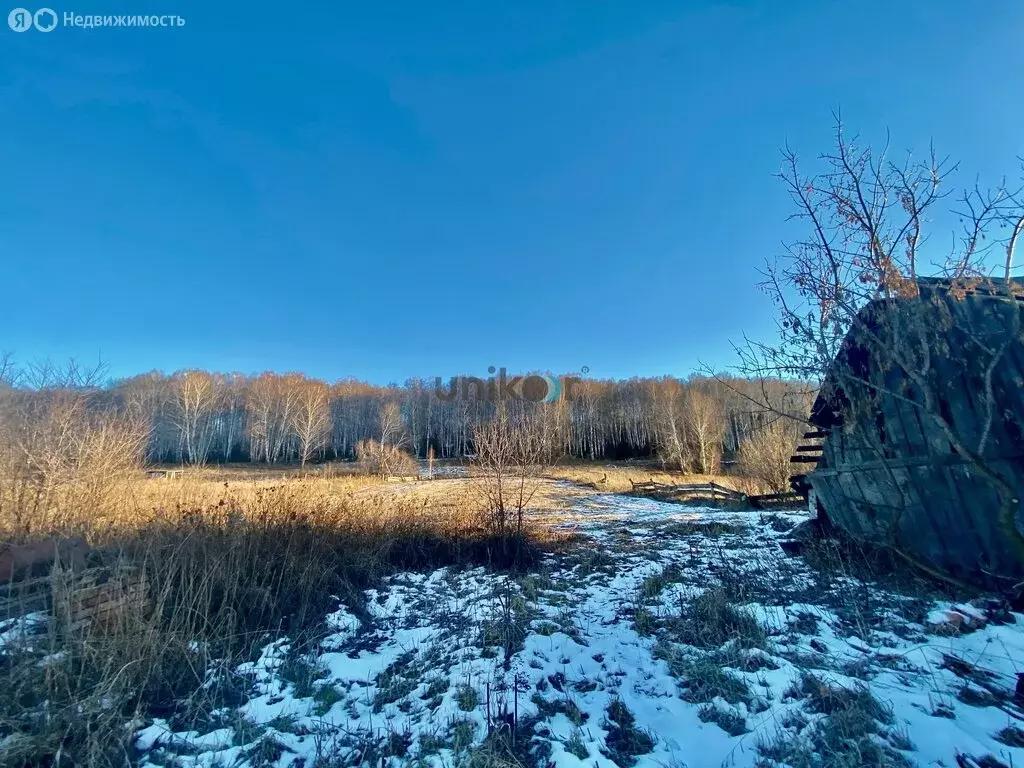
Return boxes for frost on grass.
[132,491,1024,768]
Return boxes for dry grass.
[0,467,568,767]
[145,461,370,481]
[757,673,908,768]
[545,463,774,496]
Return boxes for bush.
[736,420,803,494]
[354,438,419,479]
[0,389,147,538]
[470,414,546,537]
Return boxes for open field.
[2,465,1023,768]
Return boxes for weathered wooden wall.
[808,288,1024,589]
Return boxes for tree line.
[0,358,811,475]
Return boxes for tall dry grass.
[0,398,553,766]
[0,390,148,538]
[1,470,555,766]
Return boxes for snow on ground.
[136,491,1024,768]
[0,611,47,655]
[419,463,469,479]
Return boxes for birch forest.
[0,361,811,473]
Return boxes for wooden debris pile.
[1,538,151,636]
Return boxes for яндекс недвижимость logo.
[8,7,56,31]
[8,8,185,30]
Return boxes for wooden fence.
[630,480,747,504]
[628,479,811,511]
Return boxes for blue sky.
[1,1,1022,384]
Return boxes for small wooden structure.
[146,468,184,480]
[1,562,149,636]
[802,278,1024,589]
[56,565,149,634]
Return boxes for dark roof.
[808,276,1023,430]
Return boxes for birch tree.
[173,370,221,465]
[248,373,304,463]
[683,382,725,475]
[650,378,690,471]
[291,378,331,466]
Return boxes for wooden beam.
[807,451,1024,477]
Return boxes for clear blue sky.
[2,1,1022,384]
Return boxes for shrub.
[354,438,419,479]
[736,420,803,494]
[601,699,655,766]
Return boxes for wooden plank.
[931,464,987,575]
[809,470,844,526]
[808,449,1024,477]
[790,455,821,464]
[880,393,965,569]
[834,471,879,542]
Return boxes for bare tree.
[248,373,304,463]
[735,418,803,493]
[0,352,19,388]
[649,378,691,471]
[378,401,404,453]
[683,383,725,475]
[172,370,222,465]
[23,357,108,391]
[470,409,546,537]
[291,378,331,467]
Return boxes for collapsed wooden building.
[792,277,1024,591]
